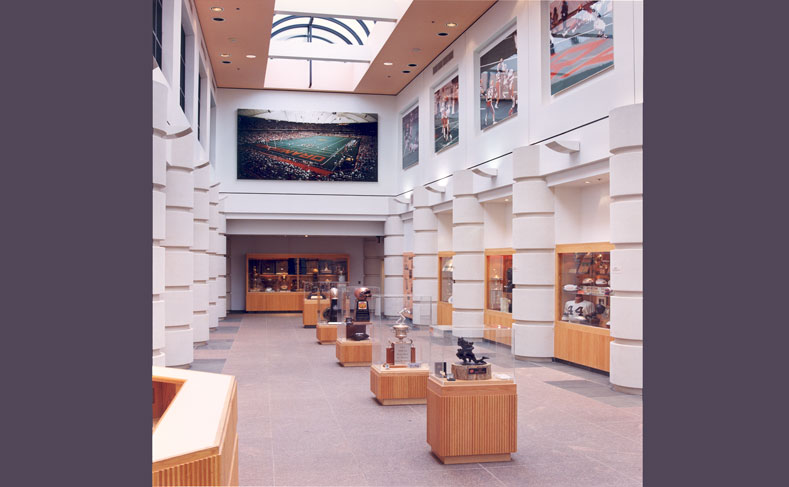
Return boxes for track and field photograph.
[237,110,378,181]
[549,0,613,95]
[433,75,459,154]
[402,105,419,169]
[480,30,517,130]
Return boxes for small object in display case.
[451,338,491,380]
[486,252,513,313]
[385,310,416,366]
[345,317,369,341]
[354,287,372,322]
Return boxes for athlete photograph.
[237,109,378,182]
[479,29,517,130]
[433,75,459,154]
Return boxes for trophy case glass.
[437,253,454,327]
[486,253,513,313]
[371,295,432,367]
[333,284,381,340]
[428,327,516,383]
[554,243,615,372]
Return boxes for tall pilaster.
[383,206,405,317]
[451,170,485,338]
[191,161,211,344]
[217,197,228,320]
[207,181,220,330]
[163,135,195,367]
[152,77,167,366]
[608,103,643,393]
[511,146,556,359]
[411,187,438,325]
[363,237,384,289]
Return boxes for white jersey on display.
[564,300,595,317]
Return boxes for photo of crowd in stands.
[480,29,517,130]
[402,105,419,169]
[550,0,613,95]
[433,75,459,153]
[237,109,378,181]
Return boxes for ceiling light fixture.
[245,54,256,58]
[585,181,591,184]
[222,60,231,64]
[383,62,393,66]
[402,70,411,74]
[210,7,223,12]
[220,53,230,57]
[437,32,448,36]
[212,17,225,22]
[446,22,458,27]
[408,63,417,67]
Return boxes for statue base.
[451,363,491,380]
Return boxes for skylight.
[271,15,375,45]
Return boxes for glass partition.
[486,253,513,312]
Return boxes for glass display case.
[439,255,453,303]
[245,253,349,311]
[371,296,432,367]
[428,327,515,383]
[403,253,413,318]
[486,252,513,313]
[557,247,613,328]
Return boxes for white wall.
[555,183,611,245]
[436,211,453,252]
[402,217,414,253]
[483,201,513,249]
[228,235,367,310]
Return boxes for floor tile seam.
[577,450,642,483]
[479,462,508,486]
[590,421,643,446]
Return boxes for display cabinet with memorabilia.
[484,249,514,345]
[334,285,381,366]
[369,297,432,405]
[426,327,517,464]
[554,242,615,372]
[437,252,454,327]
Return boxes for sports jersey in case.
[564,300,595,318]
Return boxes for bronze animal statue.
[456,337,488,365]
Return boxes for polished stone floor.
[193,313,642,486]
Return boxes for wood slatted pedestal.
[316,323,338,344]
[370,364,429,405]
[335,338,372,366]
[302,298,330,328]
[152,366,239,486]
[426,376,517,465]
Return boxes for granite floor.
[193,313,643,486]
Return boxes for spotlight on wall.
[471,166,498,178]
[545,140,580,154]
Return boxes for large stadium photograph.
[237,110,378,181]
[550,0,613,95]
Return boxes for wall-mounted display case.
[402,253,414,318]
[437,252,454,326]
[246,253,349,312]
[484,249,514,345]
[554,243,615,372]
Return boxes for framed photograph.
[549,0,613,95]
[401,105,419,169]
[433,74,459,153]
[237,109,378,181]
[479,29,517,130]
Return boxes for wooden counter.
[426,375,517,464]
[483,309,512,346]
[437,301,453,327]
[246,291,305,312]
[370,364,429,405]
[553,320,613,372]
[152,366,238,486]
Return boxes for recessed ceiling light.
[584,181,591,184]
[383,62,393,66]
[412,48,421,53]
[408,63,417,67]
[446,22,458,27]
[212,17,225,22]
[304,235,308,238]
[222,60,231,64]
[210,7,223,12]
[437,32,448,36]
[402,70,411,74]
[220,53,230,57]
[246,54,256,58]
[228,37,238,42]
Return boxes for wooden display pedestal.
[426,376,517,465]
[369,364,429,405]
[316,323,338,344]
[302,298,330,328]
[335,338,372,366]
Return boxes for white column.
[163,134,195,367]
[191,161,210,344]
[152,77,168,366]
[452,170,485,338]
[217,197,228,320]
[383,205,405,317]
[207,182,221,330]
[511,146,556,359]
[363,237,383,290]
[608,103,644,393]
[411,187,438,325]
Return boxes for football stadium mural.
[237,110,378,181]
[549,0,613,95]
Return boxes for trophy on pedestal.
[345,316,369,341]
[451,338,491,380]
[354,287,372,322]
[385,309,416,366]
